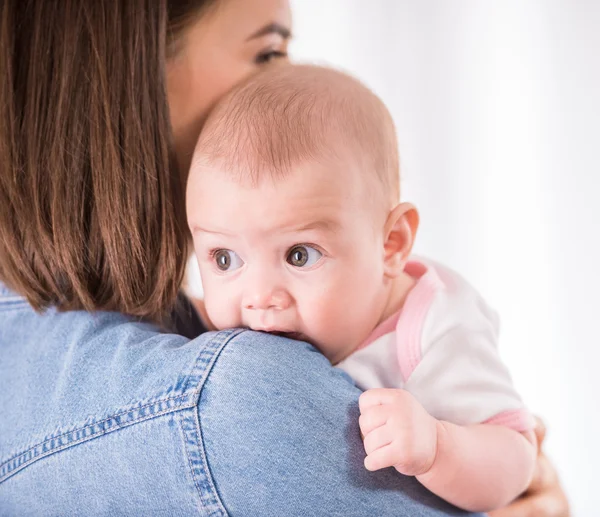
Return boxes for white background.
[289,1,599,515]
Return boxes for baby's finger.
[527,454,557,495]
[363,424,392,456]
[488,487,570,517]
[533,416,547,449]
[359,388,401,412]
[364,443,396,472]
[359,404,390,435]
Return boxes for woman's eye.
[213,249,244,272]
[286,245,322,268]
[255,50,287,65]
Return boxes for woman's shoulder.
[0,287,235,484]
[0,293,475,515]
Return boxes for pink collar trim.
[357,260,445,382]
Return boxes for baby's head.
[187,64,418,363]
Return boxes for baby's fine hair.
[193,64,400,202]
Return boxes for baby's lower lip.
[270,330,303,340]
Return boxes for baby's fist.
[359,388,439,476]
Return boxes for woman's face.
[167,0,292,173]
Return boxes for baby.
[186,64,536,512]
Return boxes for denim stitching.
[0,301,30,311]
[180,410,207,516]
[0,297,24,303]
[0,331,244,474]
[1,394,191,467]
[179,328,246,517]
[1,326,243,517]
[0,393,195,483]
[0,330,240,483]
[180,410,227,517]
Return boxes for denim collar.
[0,282,22,299]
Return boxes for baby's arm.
[359,388,537,513]
[419,418,536,511]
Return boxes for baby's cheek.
[203,286,241,330]
[301,282,350,343]
[320,266,383,346]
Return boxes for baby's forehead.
[189,153,388,235]
[188,170,378,247]
[192,64,400,204]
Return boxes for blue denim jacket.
[0,283,479,516]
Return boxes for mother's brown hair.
[0,0,212,321]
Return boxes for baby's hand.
[359,388,439,476]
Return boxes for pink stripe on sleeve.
[484,409,536,432]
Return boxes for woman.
[0,0,569,515]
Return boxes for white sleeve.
[402,263,533,431]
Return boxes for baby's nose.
[244,288,292,311]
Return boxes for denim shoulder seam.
[0,328,244,487]
[0,392,192,483]
[0,299,30,310]
[178,328,247,517]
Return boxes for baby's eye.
[286,245,322,268]
[213,249,244,272]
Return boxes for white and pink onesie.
[337,258,534,433]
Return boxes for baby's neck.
[331,269,417,366]
[378,270,418,326]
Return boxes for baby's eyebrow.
[191,226,234,236]
[190,219,340,236]
[288,219,340,233]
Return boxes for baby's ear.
[382,202,419,277]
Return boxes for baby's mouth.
[270,330,304,341]
[247,324,309,343]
